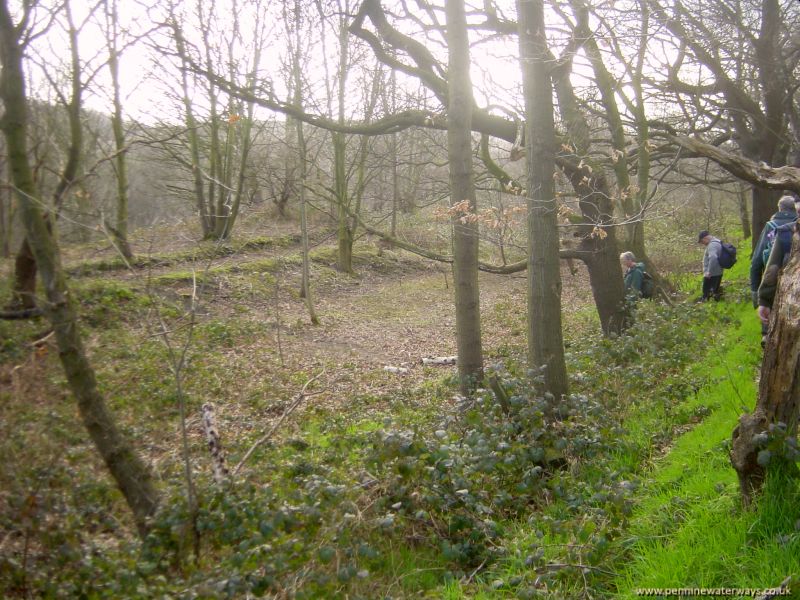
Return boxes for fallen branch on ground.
[383,366,409,374]
[422,356,457,366]
[201,403,229,485]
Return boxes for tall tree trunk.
[0,0,159,537]
[445,0,483,393]
[570,0,654,272]
[106,0,133,260]
[389,69,399,241]
[9,0,83,309]
[334,10,353,274]
[549,46,629,335]
[172,20,212,238]
[0,169,8,258]
[731,228,800,504]
[518,0,568,397]
[293,0,319,325]
[334,132,353,272]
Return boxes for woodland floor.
[1,216,594,506]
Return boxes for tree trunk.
[518,0,568,398]
[334,132,354,273]
[107,0,133,260]
[549,44,629,335]
[445,0,483,393]
[738,183,752,241]
[731,228,800,505]
[10,237,37,309]
[9,1,84,307]
[293,0,319,325]
[0,159,10,258]
[0,0,159,537]
[572,176,629,335]
[172,20,212,238]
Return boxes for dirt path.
[202,249,593,422]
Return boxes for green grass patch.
[613,290,799,597]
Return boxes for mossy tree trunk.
[0,0,159,537]
[9,1,83,310]
[731,228,800,505]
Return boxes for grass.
[3,226,798,598]
[606,258,799,597]
[614,293,800,597]
[433,260,799,599]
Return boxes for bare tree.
[518,0,568,397]
[0,0,158,537]
[103,0,133,259]
[646,0,797,246]
[445,0,483,392]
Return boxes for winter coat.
[703,238,724,277]
[624,262,645,296]
[750,210,797,292]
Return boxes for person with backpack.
[749,195,797,307]
[698,230,725,300]
[620,251,653,299]
[756,220,796,342]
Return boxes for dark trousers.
[702,275,723,300]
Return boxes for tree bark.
[0,0,159,537]
[293,0,319,325]
[172,20,212,238]
[738,183,752,241]
[445,0,483,393]
[518,0,568,397]
[731,228,800,505]
[549,44,629,335]
[106,0,133,260]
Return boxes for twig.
[461,559,488,585]
[31,330,54,347]
[233,368,326,475]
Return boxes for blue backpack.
[717,240,737,269]
[762,221,795,267]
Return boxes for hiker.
[698,230,723,300]
[620,251,647,299]
[756,220,796,343]
[750,195,797,308]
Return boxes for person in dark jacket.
[698,231,723,300]
[757,220,796,335]
[750,195,797,306]
[620,251,645,298]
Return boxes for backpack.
[641,271,655,299]
[762,221,795,267]
[761,222,779,266]
[717,240,737,269]
[773,223,794,267]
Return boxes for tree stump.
[731,228,800,504]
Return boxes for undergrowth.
[2,252,798,599]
